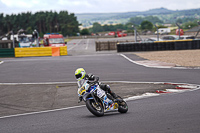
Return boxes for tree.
[182,21,199,29]
[129,17,144,25]
[129,16,163,26]
[80,29,90,35]
[176,18,183,24]
[92,22,103,33]
[0,13,4,35]
[141,20,153,31]
[144,16,163,24]
[0,11,79,37]
[103,24,109,31]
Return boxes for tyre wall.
[117,39,200,52]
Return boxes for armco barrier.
[59,46,68,56]
[117,40,200,52]
[15,47,52,57]
[0,48,15,57]
[0,46,68,58]
[15,46,68,57]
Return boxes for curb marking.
[0,61,4,65]
[120,54,200,69]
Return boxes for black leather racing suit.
[85,74,118,99]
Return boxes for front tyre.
[86,98,104,117]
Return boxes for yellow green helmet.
[75,68,86,81]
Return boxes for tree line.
[80,16,200,35]
[80,16,164,35]
[1,11,199,36]
[0,11,79,37]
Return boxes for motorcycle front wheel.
[86,97,104,117]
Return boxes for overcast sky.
[0,0,200,15]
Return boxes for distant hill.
[145,7,174,14]
[75,7,200,27]
[76,8,174,20]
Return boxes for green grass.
[65,39,72,42]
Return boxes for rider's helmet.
[75,68,86,81]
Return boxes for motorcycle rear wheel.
[117,98,128,113]
[86,98,104,117]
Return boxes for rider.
[75,68,118,101]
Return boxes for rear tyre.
[117,97,128,113]
[86,97,104,117]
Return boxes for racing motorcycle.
[77,77,128,117]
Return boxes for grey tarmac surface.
[1,38,200,133]
[0,82,175,117]
[1,88,200,133]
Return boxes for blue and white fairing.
[86,85,118,112]
[77,79,118,112]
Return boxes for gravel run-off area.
[135,49,200,67]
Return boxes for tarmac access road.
[0,38,200,133]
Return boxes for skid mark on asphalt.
[0,81,199,119]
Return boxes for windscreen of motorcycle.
[77,80,90,96]
[77,79,88,88]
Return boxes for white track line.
[68,39,82,50]
[0,61,4,65]
[85,39,89,50]
[0,105,85,119]
[0,82,75,85]
[119,54,144,66]
[0,81,198,86]
[120,54,200,69]
[119,54,172,68]
[125,93,159,101]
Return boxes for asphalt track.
[0,38,200,133]
[1,89,200,133]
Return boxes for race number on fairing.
[97,87,105,98]
[78,86,86,96]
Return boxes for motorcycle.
[77,77,128,117]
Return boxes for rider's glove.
[88,73,95,81]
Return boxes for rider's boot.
[107,86,122,102]
[100,83,122,102]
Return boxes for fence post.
[108,41,110,50]
[95,41,98,51]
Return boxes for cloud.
[0,1,5,8]
[2,0,35,8]
[0,0,200,15]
